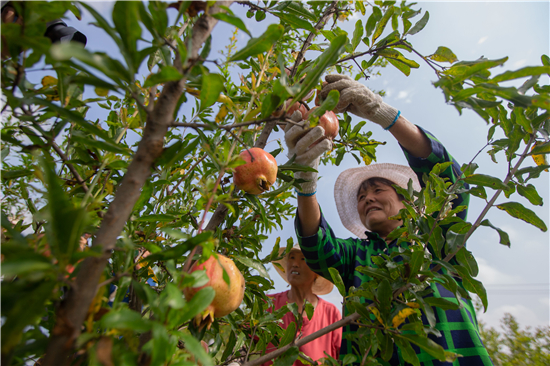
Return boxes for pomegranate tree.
[233,147,278,195]
[183,254,245,330]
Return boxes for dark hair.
[357,177,405,201]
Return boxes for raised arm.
[319,74,432,159]
[284,112,332,236]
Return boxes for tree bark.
[41,3,234,366]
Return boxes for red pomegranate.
[233,148,278,195]
[306,108,339,140]
[183,254,245,330]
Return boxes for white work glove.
[319,74,400,130]
[284,111,332,195]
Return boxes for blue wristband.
[384,110,401,130]
[296,190,316,197]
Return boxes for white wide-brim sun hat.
[334,163,421,239]
[272,245,334,296]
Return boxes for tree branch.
[40,3,234,365]
[242,312,361,366]
[289,1,340,78]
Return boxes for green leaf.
[234,255,269,278]
[423,297,460,311]
[200,71,225,111]
[289,34,347,106]
[228,24,284,62]
[308,90,340,119]
[112,1,141,70]
[1,256,55,277]
[179,287,216,323]
[408,250,424,279]
[365,7,382,37]
[351,19,364,51]
[372,6,394,42]
[143,65,183,88]
[455,247,479,277]
[517,184,543,206]
[2,169,33,180]
[453,265,488,311]
[328,267,346,297]
[273,12,315,32]
[463,174,508,190]
[406,11,429,35]
[492,66,550,83]
[42,157,88,261]
[356,266,392,281]
[529,141,550,155]
[273,346,300,366]
[480,219,511,247]
[164,282,185,309]
[428,46,457,64]
[71,132,131,156]
[395,336,420,366]
[496,201,547,231]
[156,137,200,168]
[179,333,213,366]
[279,321,297,347]
[398,334,446,361]
[100,308,152,332]
[211,12,251,36]
[29,97,112,142]
[133,214,177,222]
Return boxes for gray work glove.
[319,74,399,130]
[284,110,332,195]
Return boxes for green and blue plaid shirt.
[296,127,493,365]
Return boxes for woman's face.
[357,181,405,238]
[286,250,317,289]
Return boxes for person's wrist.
[371,102,399,129]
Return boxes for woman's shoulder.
[317,297,341,316]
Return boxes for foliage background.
[42,0,548,331]
[1,1,549,365]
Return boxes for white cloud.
[396,90,409,100]
[476,257,520,285]
[478,36,488,45]
[478,304,540,330]
[513,59,528,68]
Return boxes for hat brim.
[272,245,334,296]
[334,163,421,239]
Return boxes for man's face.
[286,250,317,288]
[357,181,405,238]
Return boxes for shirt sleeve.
[401,126,470,220]
[295,208,361,289]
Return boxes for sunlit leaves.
[211,11,251,37]
[480,220,511,247]
[428,46,457,64]
[372,6,394,43]
[289,34,347,106]
[492,66,550,83]
[200,71,225,111]
[228,24,284,62]
[143,65,183,87]
[351,19,364,51]
[406,10,429,35]
[496,202,547,231]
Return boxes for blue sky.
[59,1,549,331]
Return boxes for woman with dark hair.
[284,74,493,365]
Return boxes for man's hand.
[319,74,399,130]
[284,111,332,194]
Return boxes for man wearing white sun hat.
[284,74,493,365]
[262,245,341,366]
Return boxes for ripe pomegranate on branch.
[183,254,245,330]
[233,147,278,195]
